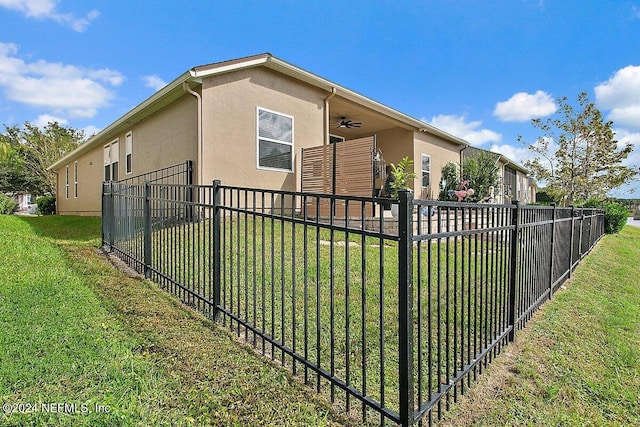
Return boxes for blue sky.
[1,0,639,196]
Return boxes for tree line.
[0,122,84,196]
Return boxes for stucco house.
[461,146,537,204]
[49,53,531,215]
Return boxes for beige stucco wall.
[55,94,197,215]
[200,67,326,192]
[376,127,414,168]
[413,131,461,200]
[54,145,103,215]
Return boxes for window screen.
[257,108,293,171]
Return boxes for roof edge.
[50,53,469,171]
[49,70,193,171]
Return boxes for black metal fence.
[101,181,604,426]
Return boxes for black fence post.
[186,160,194,221]
[569,205,575,277]
[144,181,152,279]
[586,209,593,250]
[212,179,221,321]
[578,208,585,260]
[108,181,115,251]
[508,200,520,342]
[398,190,415,427]
[548,203,556,299]
[101,183,107,247]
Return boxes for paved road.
[627,217,640,228]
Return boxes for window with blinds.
[257,107,293,172]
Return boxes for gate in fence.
[102,180,604,426]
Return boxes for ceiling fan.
[336,117,362,128]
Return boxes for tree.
[0,122,84,195]
[462,150,501,202]
[438,161,459,201]
[520,92,639,205]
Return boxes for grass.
[0,215,347,426]
[440,225,640,426]
[4,213,631,426]
[123,212,515,423]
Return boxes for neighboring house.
[502,159,537,205]
[14,192,37,214]
[462,146,537,205]
[49,53,530,216]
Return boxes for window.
[65,166,69,199]
[421,154,431,187]
[257,107,293,172]
[74,161,78,198]
[104,140,119,181]
[111,142,119,181]
[125,132,132,174]
[104,145,110,181]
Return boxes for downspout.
[183,81,203,186]
[322,87,337,195]
[53,171,59,214]
[458,144,467,181]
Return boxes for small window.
[104,139,119,181]
[65,166,69,199]
[74,161,78,198]
[103,145,111,181]
[421,154,431,187]
[257,107,293,172]
[111,141,119,181]
[125,132,132,174]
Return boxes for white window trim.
[104,143,111,181]
[256,106,294,173]
[65,165,69,199]
[421,154,431,188]
[73,161,78,198]
[104,138,120,181]
[125,131,133,174]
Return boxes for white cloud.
[488,143,534,167]
[493,90,557,122]
[33,113,66,127]
[0,0,99,32]
[428,114,501,146]
[595,65,640,130]
[82,125,100,138]
[142,75,167,91]
[0,42,124,119]
[614,128,640,171]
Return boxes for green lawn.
[3,214,637,426]
[0,215,346,427]
[142,215,512,422]
[441,225,640,426]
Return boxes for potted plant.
[386,156,417,217]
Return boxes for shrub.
[602,202,628,234]
[36,196,56,215]
[0,194,18,215]
[581,199,627,234]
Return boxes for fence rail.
[102,180,604,426]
